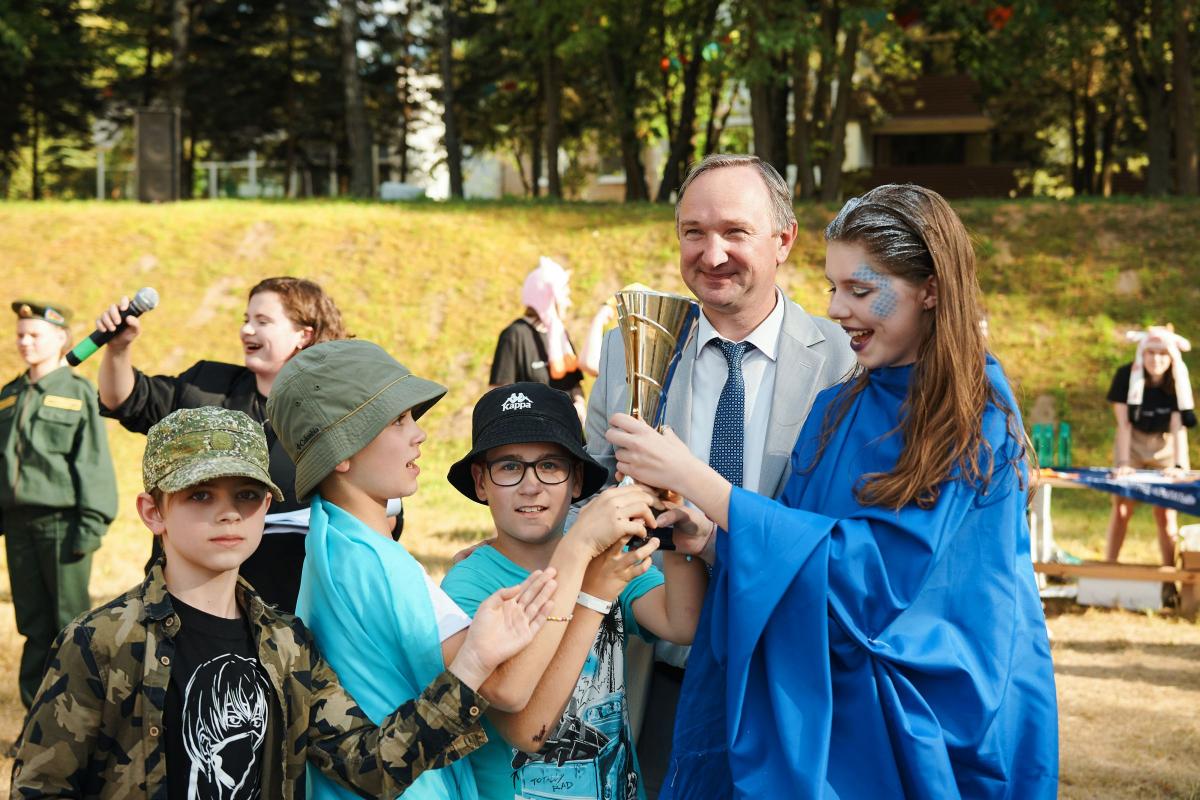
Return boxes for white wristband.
[576,591,614,615]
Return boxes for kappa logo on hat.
[501,391,533,411]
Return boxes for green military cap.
[143,406,284,500]
[12,299,72,327]
[267,339,447,501]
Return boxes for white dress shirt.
[687,288,785,493]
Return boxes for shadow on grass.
[1055,662,1200,691]
[1053,639,1200,660]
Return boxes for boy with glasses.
[442,382,708,800]
[268,344,653,800]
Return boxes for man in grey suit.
[581,154,855,797]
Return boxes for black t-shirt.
[1106,362,1198,432]
[165,594,274,800]
[489,318,584,396]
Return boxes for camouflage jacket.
[11,563,488,799]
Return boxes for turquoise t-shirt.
[442,544,664,800]
[298,497,477,800]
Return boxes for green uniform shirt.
[0,365,117,549]
[11,562,490,799]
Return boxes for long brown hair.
[816,184,1026,509]
[249,277,350,346]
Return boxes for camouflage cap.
[12,299,72,327]
[143,406,284,500]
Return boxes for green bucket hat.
[267,339,447,501]
[143,406,284,500]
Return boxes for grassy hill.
[2,197,1197,573]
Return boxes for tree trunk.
[702,74,721,156]
[657,0,720,202]
[1121,0,1171,196]
[439,0,463,198]
[792,39,816,200]
[142,0,158,106]
[1081,94,1098,195]
[1067,84,1081,194]
[818,19,858,202]
[182,115,195,198]
[30,104,39,200]
[543,51,562,198]
[1144,87,1171,196]
[168,0,191,198]
[1099,101,1119,196]
[1173,0,1197,195]
[341,0,374,198]
[283,4,297,197]
[168,0,188,110]
[530,124,542,197]
[750,76,789,175]
[600,38,648,201]
[813,0,839,143]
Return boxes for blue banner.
[1047,468,1200,516]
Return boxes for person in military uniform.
[0,299,117,708]
[11,405,560,799]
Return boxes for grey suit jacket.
[581,291,856,501]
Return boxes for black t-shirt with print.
[165,594,274,800]
[489,318,584,397]
[1106,362,1198,433]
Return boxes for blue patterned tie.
[709,340,750,487]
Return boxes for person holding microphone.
[94,277,348,612]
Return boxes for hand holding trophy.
[614,289,700,548]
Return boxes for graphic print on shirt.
[509,605,638,800]
[182,653,272,800]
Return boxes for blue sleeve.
[441,559,500,618]
[618,565,664,642]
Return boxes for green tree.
[0,0,100,198]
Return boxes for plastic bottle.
[1056,422,1071,468]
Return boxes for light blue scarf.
[297,497,478,799]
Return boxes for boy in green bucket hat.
[12,405,556,799]
[268,340,653,800]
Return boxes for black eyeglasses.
[486,456,573,486]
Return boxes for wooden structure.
[1034,561,1199,618]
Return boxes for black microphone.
[66,287,160,366]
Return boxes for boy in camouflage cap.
[12,405,557,799]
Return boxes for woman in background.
[1104,325,1194,606]
[95,276,349,612]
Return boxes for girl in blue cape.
[606,184,1058,799]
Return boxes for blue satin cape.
[297,497,477,800]
[662,359,1058,799]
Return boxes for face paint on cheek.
[851,265,898,319]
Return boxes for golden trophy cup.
[614,289,700,547]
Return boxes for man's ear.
[776,220,799,263]
[472,462,489,503]
[299,325,315,349]
[136,491,167,536]
[332,458,351,474]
